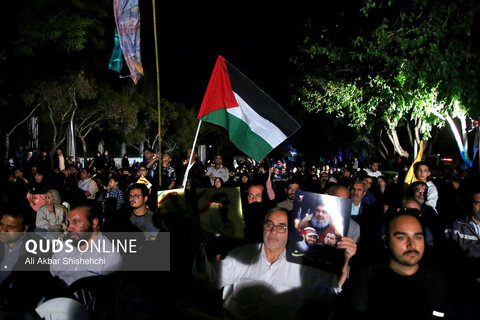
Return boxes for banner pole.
[182,120,202,187]
[152,0,161,187]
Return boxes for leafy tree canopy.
[293,0,480,161]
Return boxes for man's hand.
[337,236,357,260]
[337,236,357,288]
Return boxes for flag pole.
[182,120,202,187]
[152,0,161,187]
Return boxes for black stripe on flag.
[224,59,300,137]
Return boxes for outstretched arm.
[336,236,357,287]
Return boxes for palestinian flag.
[197,56,300,162]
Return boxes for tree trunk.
[387,128,409,159]
[445,114,471,167]
[432,110,471,167]
[48,107,68,168]
[3,104,40,164]
[406,122,414,149]
[379,136,390,162]
[80,136,88,166]
[4,134,10,165]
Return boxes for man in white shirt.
[205,155,229,186]
[50,202,122,286]
[77,168,98,200]
[364,159,382,178]
[195,207,356,319]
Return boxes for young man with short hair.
[128,183,159,241]
[339,210,451,319]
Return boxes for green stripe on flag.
[109,27,123,73]
[201,108,273,161]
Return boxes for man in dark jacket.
[0,205,60,313]
[339,210,452,319]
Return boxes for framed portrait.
[286,190,352,275]
[196,187,244,238]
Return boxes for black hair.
[286,179,301,189]
[128,183,149,198]
[413,161,429,172]
[406,181,428,197]
[109,174,121,183]
[0,205,30,227]
[383,209,424,240]
[70,200,102,224]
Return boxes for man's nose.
[406,237,416,249]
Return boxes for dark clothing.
[7,178,28,207]
[121,157,130,169]
[372,185,397,209]
[420,204,444,246]
[243,202,272,244]
[338,263,452,319]
[28,180,50,195]
[0,233,63,312]
[179,161,206,188]
[160,164,176,190]
[351,202,384,267]
[100,154,115,170]
[361,191,376,205]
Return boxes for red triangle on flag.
[197,56,239,119]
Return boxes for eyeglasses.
[129,194,142,199]
[414,189,426,193]
[264,222,288,233]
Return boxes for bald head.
[328,185,349,199]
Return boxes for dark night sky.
[149,9,309,112]
[138,1,357,112]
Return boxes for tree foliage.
[6,0,110,56]
[293,0,480,163]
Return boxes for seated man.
[0,205,57,312]
[338,210,451,319]
[444,188,480,277]
[276,180,301,212]
[77,168,98,200]
[50,201,122,286]
[195,207,356,319]
[128,183,159,241]
[414,161,438,212]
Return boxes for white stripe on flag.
[228,92,287,148]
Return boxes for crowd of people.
[0,144,479,319]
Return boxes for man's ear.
[382,234,388,249]
[92,217,99,230]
